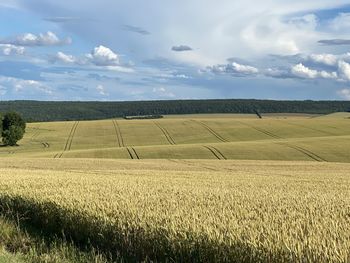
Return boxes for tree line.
[0,112,26,146]
[0,100,349,122]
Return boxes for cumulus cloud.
[291,63,337,79]
[208,62,259,76]
[0,31,71,46]
[86,45,120,66]
[0,44,25,55]
[308,53,338,66]
[0,76,52,94]
[122,25,150,35]
[50,46,134,73]
[53,51,77,64]
[338,61,350,81]
[171,45,193,52]
[337,89,350,100]
[329,12,350,32]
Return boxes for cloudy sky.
[1,0,350,101]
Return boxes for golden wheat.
[0,159,349,262]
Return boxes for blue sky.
[1,0,350,101]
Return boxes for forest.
[0,99,349,122]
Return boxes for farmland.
[0,159,349,262]
[0,113,349,262]
[0,113,349,162]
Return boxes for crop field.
[0,113,349,262]
[0,113,349,162]
[0,159,349,262]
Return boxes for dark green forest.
[0,100,349,122]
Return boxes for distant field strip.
[193,120,229,142]
[238,121,283,139]
[284,121,336,136]
[55,121,79,158]
[154,122,176,145]
[279,143,326,162]
[1,114,349,162]
[112,120,124,147]
[235,121,328,161]
[203,145,227,160]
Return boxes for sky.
[1,1,350,101]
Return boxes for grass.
[0,159,349,262]
[0,113,349,162]
[0,215,108,263]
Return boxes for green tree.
[0,113,2,136]
[2,112,26,146]
[2,126,25,146]
[2,112,26,131]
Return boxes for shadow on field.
[0,195,313,263]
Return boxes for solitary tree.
[2,126,25,146]
[0,113,2,137]
[2,112,26,131]
[2,112,26,146]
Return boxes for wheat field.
[0,113,350,262]
[0,113,349,162]
[0,159,349,262]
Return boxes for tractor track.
[126,147,140,159]
[30,126,50,149]
[192,120,228,143]
[237,121,326,162]
[112,120,125,147]
[154,122,176,145]
[55,121,79,158]
[204,146,227,160]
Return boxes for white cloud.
[54,51,76,63]
[308,54,338,66]
[0,31,71,46]
[291,63,337,79]
[231,62,259,74]
[96,84,108,96]
[50,46,134,73]
[0,44,24,55]
[329,13,350,32]
[86,45,119,66]
[338,61,350,81]
[291,63,318,78]
[208,62,258,75]
[0,76,52,94]
[337,89,350,100]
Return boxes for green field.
[0,113,350,262]
[1,113,349,162]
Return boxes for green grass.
[0,113,349,162]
